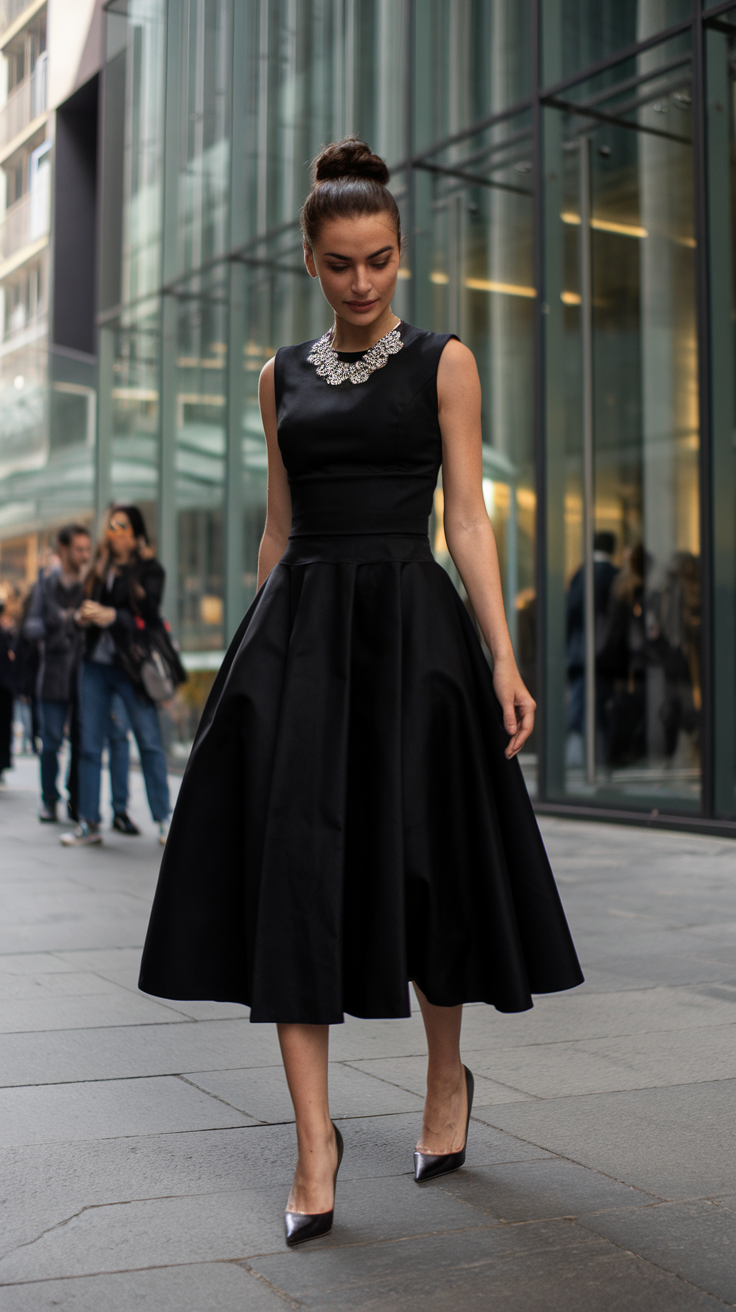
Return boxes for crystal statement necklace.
[307,320,403,386]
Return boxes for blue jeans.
[41,695,131,814]
[40,700,68,805]
[78,662,170,824]
[108,696,131,814]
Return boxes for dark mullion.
[531,0,546,805]
[692,1,715,818]
[543,94,692,146]
[405,0,415,326]
[540,18,694,103]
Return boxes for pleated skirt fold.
[138,542,583,1021]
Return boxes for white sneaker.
[60,823,102,847]
[158,819,169,846]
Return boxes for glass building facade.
[3,0,736,832]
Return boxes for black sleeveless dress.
[139,322,583,1023]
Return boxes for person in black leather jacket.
[60,506,171,847]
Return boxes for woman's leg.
[278,1023,338,1215]
[77,664,112,825]
[108,695,131,816]
[110,672,170,821]
[414,984,468,1154]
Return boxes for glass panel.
[175,0,231,277]
[120,0,166,304]
[705,7,736,816]
[415,109,538,780]
[175,268,227,653]
[107,298,161,547]
[239,0,410,242]
[543,1,691,86]
[543,36,701,811]
[413,0,532,153]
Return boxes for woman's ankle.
[425,1059,464,1095]
[295,1117,336,1155]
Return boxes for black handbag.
[121,618,188,704]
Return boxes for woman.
[139,139,583,1244]
[60,505,170,847]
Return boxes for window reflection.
[175,271,227,652]
[543,0,692,85]
[545,35,700,809]
[108,305,160,543]
[414,0,532,152]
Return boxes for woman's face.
[107,512,136,559]
[304,213,400,330]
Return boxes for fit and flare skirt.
[138,534,583,1023]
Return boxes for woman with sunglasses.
[60,505,171,847]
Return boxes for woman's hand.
[77,601,116,628]
[492,655,536,759]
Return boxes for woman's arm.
[257,357,292,589]
[437,339,535,759]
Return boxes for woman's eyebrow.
[323,245,394,260]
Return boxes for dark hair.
[111,504,149,543]
[593,531,616,556]
[300,137,402,252]
[57,523,90,548]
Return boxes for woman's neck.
[331,307,400,353]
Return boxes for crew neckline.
[334,320,405,360]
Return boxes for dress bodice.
[274,322,456,537]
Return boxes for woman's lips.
[345,300,378,313]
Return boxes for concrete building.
[1,0,735,833]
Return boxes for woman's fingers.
[501,698,518,738]
[504,697,535,759]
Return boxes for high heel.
[414,1065,474,1184]
[284,1123,344,1247]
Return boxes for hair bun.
[312,137,390,186]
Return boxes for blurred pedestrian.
[25,525,91,821]
[14,585,42,754]
[60,505,170,847]
[0,593,17,782]
[566,531,620,759]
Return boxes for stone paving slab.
[0,1073,255,1149]
[578,1198,736,1307]
[247,1221,726,1311]
[1,756,736,1308]
[0,1264,289,1312]
[477,1080,736,1198]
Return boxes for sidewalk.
[1,753,735,1311]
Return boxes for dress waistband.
[282,533,434,565]
[288,472,436,538]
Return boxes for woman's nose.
[351,267,372,293]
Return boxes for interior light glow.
[464,278,536,298]
[561,212,648,238]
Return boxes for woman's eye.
[328,265,348,273]
[371,261,390,270]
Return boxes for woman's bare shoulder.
[437,338,480,404]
